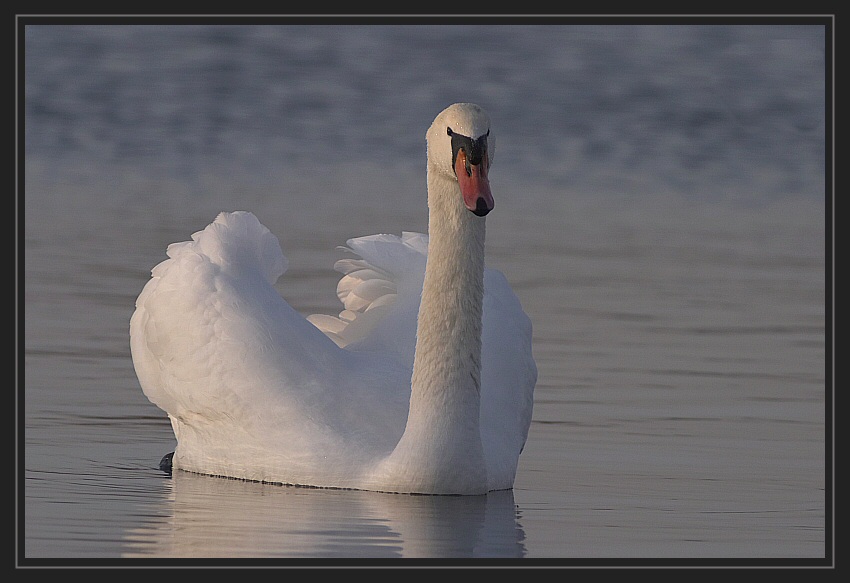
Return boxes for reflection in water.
[122,470,526,558]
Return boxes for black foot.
[159,452,174,474]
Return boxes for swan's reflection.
[123,470,526,558]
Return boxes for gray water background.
[22,21,828,561]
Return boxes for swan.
[130,103,536,495]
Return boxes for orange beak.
[455,149,494,217]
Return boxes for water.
[21,21,828,562]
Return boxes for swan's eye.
[447,128,488,175]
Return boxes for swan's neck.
[377,166,488,494]
[412,169,486,411]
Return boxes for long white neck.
[411,166,486,416]
[373,164,489,494]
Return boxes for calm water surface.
[22,21,828,563]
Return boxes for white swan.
[130,103,536,495]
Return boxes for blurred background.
[25,24,825,196]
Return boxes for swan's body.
[130,103,536,494]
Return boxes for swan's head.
[426,103,495,217]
